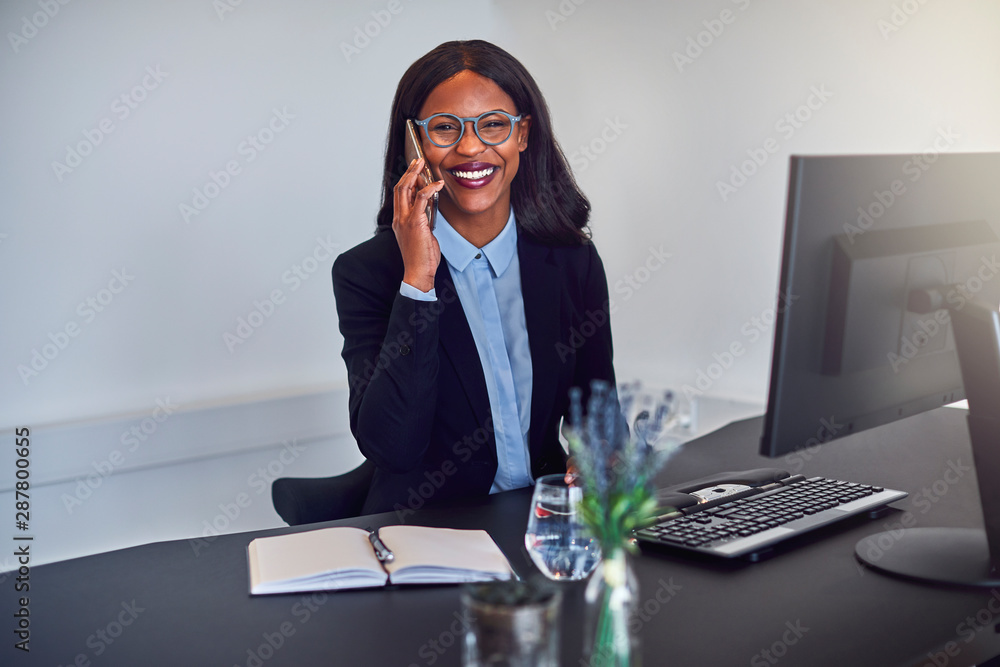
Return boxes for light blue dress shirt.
[399,210,534,492]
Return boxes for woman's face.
[416,70,531,229]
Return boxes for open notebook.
[248,525,515,595]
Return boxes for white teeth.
[451,167,496,180]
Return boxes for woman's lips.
[447,163,499,189]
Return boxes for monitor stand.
[856,299,1000,587]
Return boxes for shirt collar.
[433,208,518,277]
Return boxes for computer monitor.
[759,151,1000,587]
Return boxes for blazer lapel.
[434,262,492,428]
[518,237,563,458]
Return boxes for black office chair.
[271,459,375,526]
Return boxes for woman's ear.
[517,115,531,152]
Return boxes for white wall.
[2,1,999,508]
[497,0,1000,403]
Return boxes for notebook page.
[249,526,386,593]
[379,525,514,583]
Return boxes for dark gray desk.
[22,407,1000,666]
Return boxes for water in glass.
[524,474,601,581]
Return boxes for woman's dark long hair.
[375,40,590,246]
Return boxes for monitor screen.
[760,152,1000,458]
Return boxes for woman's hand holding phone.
[392,157,444,293]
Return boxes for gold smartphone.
[404,119,438,228]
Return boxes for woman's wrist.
[402,272,435,293]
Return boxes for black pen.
[367,527,394,564]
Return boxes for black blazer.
[332,228,615,515]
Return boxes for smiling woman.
[332,40,616,515]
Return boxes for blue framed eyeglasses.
[414,110,523,148]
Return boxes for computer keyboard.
[635,470,908,561]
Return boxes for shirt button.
[399,344,411,356]
[475,253,482,259]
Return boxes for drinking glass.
[461,582,561,666]
[524,474,601,580]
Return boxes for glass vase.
[583,548,640,667]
